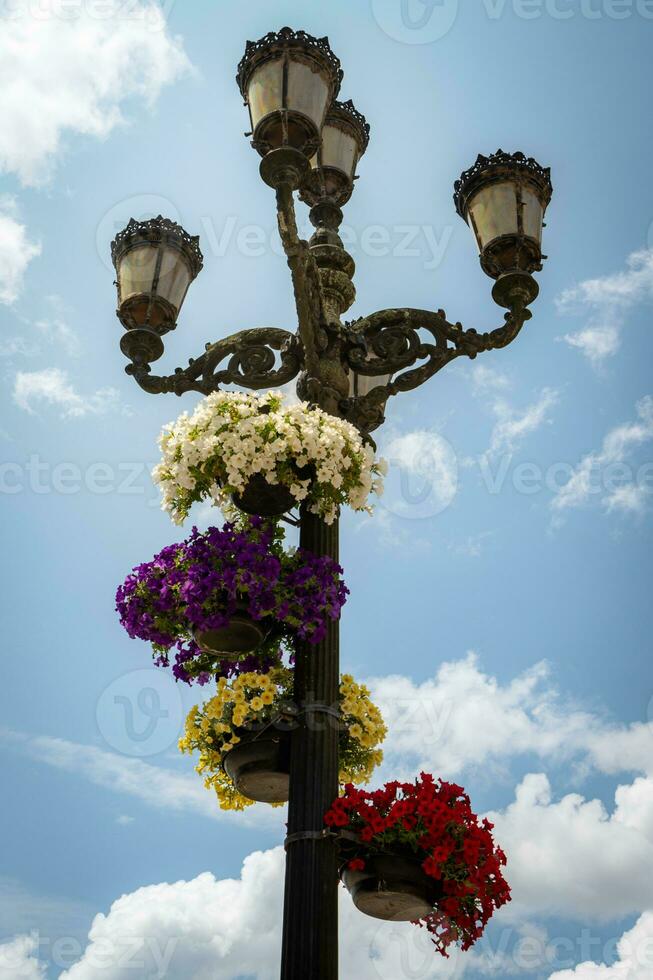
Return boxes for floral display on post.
[152,389,387,525]
[179,669,388,811]
[324,774,511,957]
[115,518,348,684]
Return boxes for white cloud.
[29,735,220,819]
[6,795,653,977]
[604,483,650,515]
[551,395,653,518]
[58,851,285,980]
[488,388,558,457]
[5,654,653,973]
[45,847,466,980]
[470,363,510,395]
[381,429,459,520]
[115,815,134,826]
[0,199,41,303]
[448,531,494,558]
[588,721,653,777]
[12,655,653,834]
[0,1,191,186]
[7,732,283,831]
[0,934,45,979]
[0,877,92,947]
[34,295,79,356]
[547,911,653,978]
[368,653,653,790]
[12,367,124,418]
[556,248,653,367]
[563,323,621,365]
[1,296,81,360]
[368,654,598,782]
[613,777,653,841]
[0,336,40,358]
[488,774,653,921]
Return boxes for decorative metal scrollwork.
[340,306,528,432]
[119,158,534,434]
[126,328,303,397]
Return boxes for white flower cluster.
[152,390,387,525]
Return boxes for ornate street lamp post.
[111,26,552,980]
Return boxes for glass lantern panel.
[118,244,158,302]
[157,247,192,313]
[248,56,284,128]
[522,185,544,243]
[349,370,392,398]
[287,59,330,129]
[468,182,518,249]
[321,124,358,178]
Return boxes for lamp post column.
[280,505,340,980]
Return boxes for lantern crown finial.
[110,215,203,277]
[333,99,371,152]
[453,149,552,220]
[236,27,343,98]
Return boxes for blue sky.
[1,1,653,977]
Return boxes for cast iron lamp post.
[111,26,552,980]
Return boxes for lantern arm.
[124,327,303,396]
[274,183,329,372]
[339,303,530,433]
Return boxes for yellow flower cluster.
[179,668,386,812]
[339,673,387,785]
[178,667,292,811]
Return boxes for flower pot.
[341,853,442,922]
[223,733,290,804]
[233,474,296,518]
[193,612,266,657]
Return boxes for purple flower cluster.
[115,518,349,684]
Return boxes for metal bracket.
[300,703,342,721]
[284,829,336,850]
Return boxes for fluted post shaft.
[280,505,340,980]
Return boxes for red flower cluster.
[324,773,511,957]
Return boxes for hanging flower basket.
[325,774,511,957]
[192,606,268,657]
[152,389,387,526]
[232,472,297,518]
[179,669,387,811]
[222,731,291,804]
[115,518,348,684]
[341,852,443,922]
